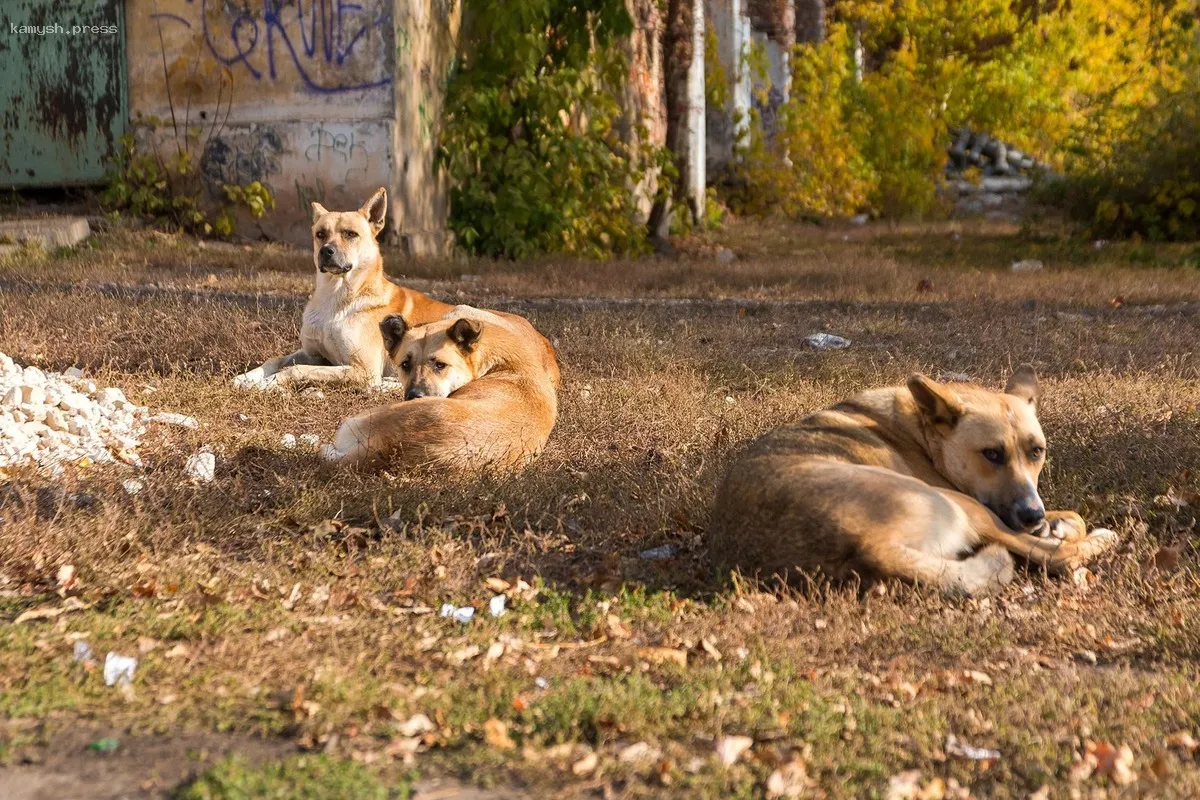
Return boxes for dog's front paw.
[1043,512,1088,542]
[232,367,267,390]
[1082,527,1120,555]
[319,444,343,463]
[261,374,290,393]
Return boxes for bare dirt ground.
[1,218,1199,798]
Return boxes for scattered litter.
[618,741,661,764]
[804,333,851,350]
[88,737,119,753]
[1010,258,1044,272]
[488,594,507,617]
[280,433,297,450]
[715,735,754,767]
[73,640,95,665]
[534,677,549,690]
[185,450,215,483]
[395,713,435,738]
[440,603,475,624]
[639,544,679,560]
[103,652,137,687]
[151,412,198,429]
[945,733,1000,761]
[298,433,320,448]
[122,479,144,496]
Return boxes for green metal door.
[0,0,127,186]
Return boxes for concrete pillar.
[705,0,751,177]
[685,0,707,220]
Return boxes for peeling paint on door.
[0,0,127,186]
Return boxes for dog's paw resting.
[1038,511,1088,542]
[232,367,267,390]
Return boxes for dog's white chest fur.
[301,294,374,365]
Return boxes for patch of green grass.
[177,754,408,800]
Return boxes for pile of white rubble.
[0,352,152,472]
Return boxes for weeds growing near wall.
[440,0,666,259]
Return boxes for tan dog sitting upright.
[323,305,559,470]
[233,188,452,390]
[708,366,1119,595]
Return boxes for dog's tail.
[878,543,1014,596]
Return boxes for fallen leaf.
[1167,731,1199,752]
[714,735,754,768]
[700,637,723,662]
[638,647,687,668]
[572,751,599,776]
[886,770,923,800]
[617,741,661,764]
[395,713,434,738]
[484,718,515,750]
[765,759,811,798]
[604,613,632,639]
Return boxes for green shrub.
[1053,66,1200,241]
[103,117,274,238]
[439,0,665,259]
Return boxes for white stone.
[122,479,144,496]
[185,451,216,483]
[280,434,297,450]
[97,387,127,408]
[22,366,45,385]
[1,387,20,407]
[298,434,320,448]
[64,366,83,378]
[151,412,198,429]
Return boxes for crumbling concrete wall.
[705,0,751,177]
[126,0,457,252]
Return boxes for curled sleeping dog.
[708,366,1120,595]
[322,305,559,470]
[233,187,452,391]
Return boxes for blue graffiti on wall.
[152,0,392,95]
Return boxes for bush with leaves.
[439,0,665,259]
[725,0,1196,222]
[1053,64,1200,241]
[103,117,274,238]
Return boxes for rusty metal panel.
[0,0,127,186]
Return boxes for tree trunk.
[648,0,697,239]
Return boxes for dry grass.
[1,219,1200,797]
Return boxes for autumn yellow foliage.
[726,0,1198,223]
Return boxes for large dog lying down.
[322,305,560,470]
[234,188,452,391]
[708,367,1119,595]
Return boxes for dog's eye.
[982,448,1005,465]
[1029,445,1046,460]
[315,230,326,240]
[400,358,411,372]
[343,230,358,239]
[432,360,447,372]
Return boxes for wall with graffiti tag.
[126,0,459,253]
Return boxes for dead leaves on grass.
[1070,740,1138,786]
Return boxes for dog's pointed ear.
[311,201,329,223]
[1005,363,1041,409]
[359,187,387,236]
[380,315,408,354]
[448,318,482,352]
[908,373,964,427]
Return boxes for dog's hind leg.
[866,541,1015,596]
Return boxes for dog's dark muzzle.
[317,245,351,274]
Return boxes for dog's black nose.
[404,387,426,401]
[319,244,335,259]
[1015,503,1046,529]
